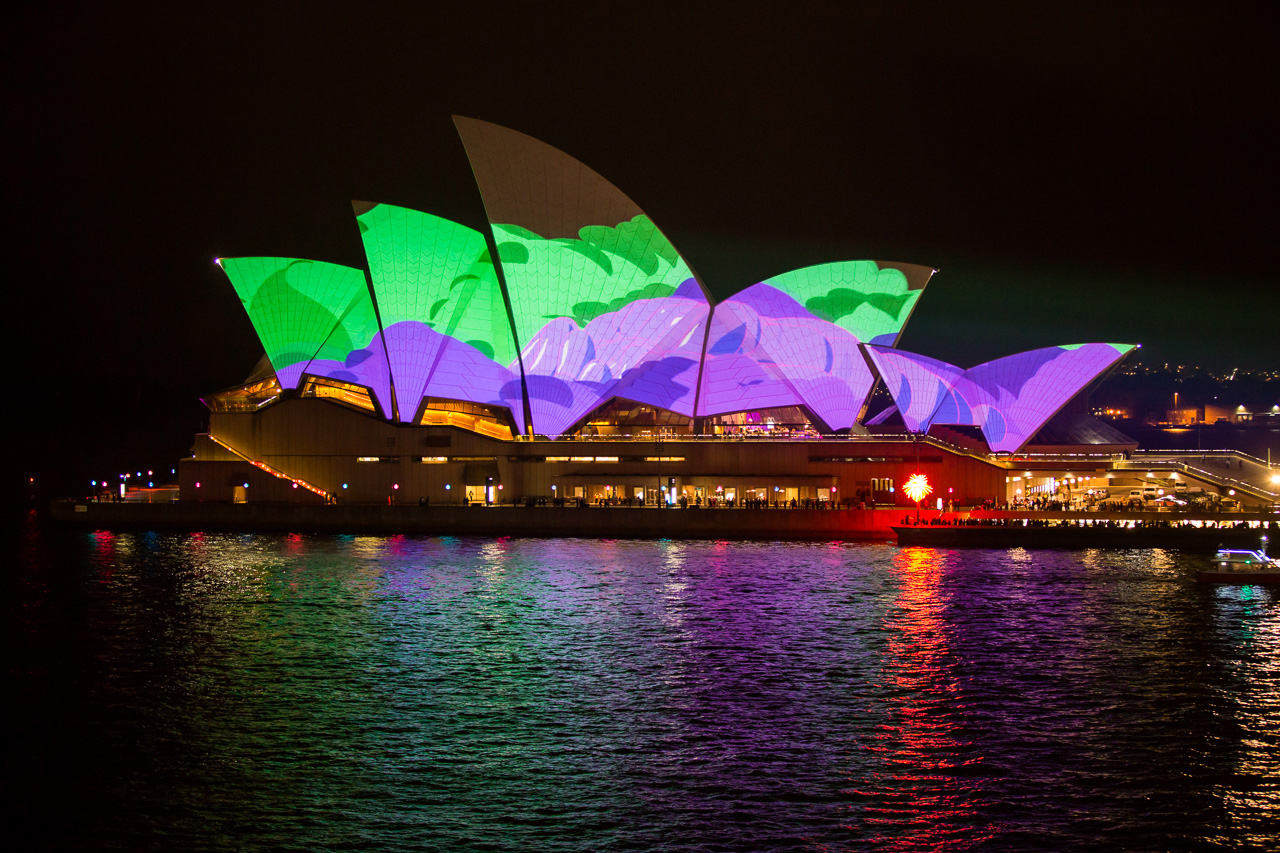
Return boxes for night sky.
[6,3,1277,492]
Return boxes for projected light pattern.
[762,261,925,346]
[219,257,395,415]
[865,343,1135,453]
[455,115,712,436]
[219,257,370,384]
[357,203,523,429]
[285,310,394,419]
[861,347,967,433]
[497,222,707,435]
[696,262,926,429]
[216,118,1128,445]
[517,280,708,437]
[956,344,1134,452]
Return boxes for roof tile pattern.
[217,120,1129,444]
[865,343,1135,452]
[219,256,395,415]
[455,116,713,436]
[357,203,523,429]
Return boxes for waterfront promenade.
[49,499,1276,549]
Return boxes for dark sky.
[5,2,1277,488]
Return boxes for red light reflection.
[856,547,994,848]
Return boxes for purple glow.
[862,347,966,433]
[696,284,876,430]
[954,344,1132,452]
[865,343,1134,453]
[293,331,395,420]
[379,322,525,432]
[517,292,708,436]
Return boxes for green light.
[493,215,695,347]
[220,257,371,372]
[762,261,921,345]
[357,204,516,365]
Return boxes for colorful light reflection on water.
[9,518,1279,851]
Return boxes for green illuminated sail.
[219,257,371,376]
[492,215,695,348]
[356,203,516,366]
[762,260,924,346]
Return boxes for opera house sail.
[454,116,713,438]
[192,117,1137,508]
[697,261,933,432]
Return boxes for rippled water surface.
[8,515,1279,851]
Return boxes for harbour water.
[8,513,1279,851]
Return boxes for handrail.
[1133,448,1271,466]
[206,434,331,500]
[1109,457,1278,500]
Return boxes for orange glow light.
[903,474,933,504]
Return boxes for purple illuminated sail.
[697,283,878,430]
[865,343,1135,452]
[862,346,967,434]
[517,290,708,437]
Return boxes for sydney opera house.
[181,117,1136,509]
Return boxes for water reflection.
[8,523,1280,851]
[1208,583,1280,843]
[856,547,991,849]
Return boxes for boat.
[1196,547,1280,584]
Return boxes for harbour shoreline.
[49,500,1275,550]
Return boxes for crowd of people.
[898,515,1274,530]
